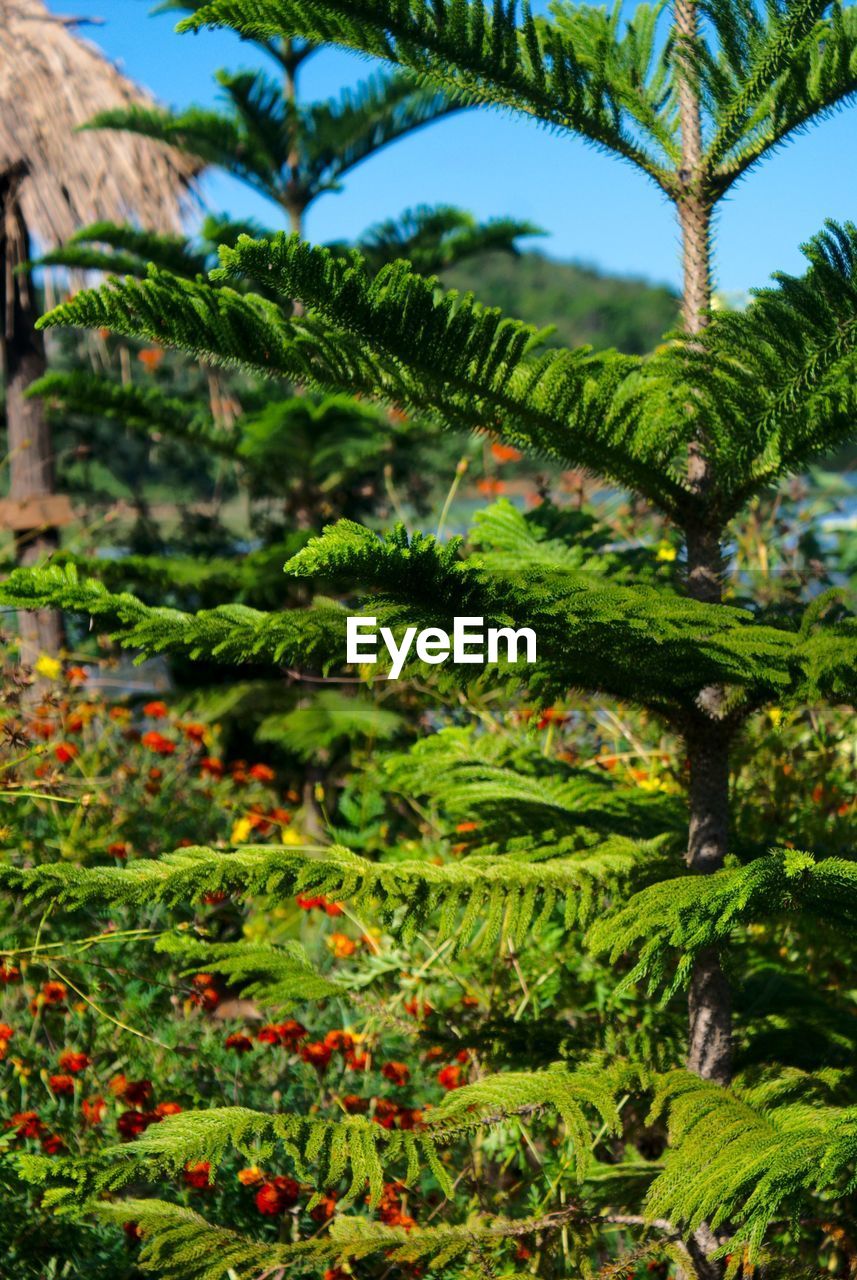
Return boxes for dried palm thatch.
[0,0,199,245]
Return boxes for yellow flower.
[34,654,62,680]
[655,542,677,563]
[282,826,305,846]
[230,817,253,844]
[768,707,783,727]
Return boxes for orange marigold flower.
[200,756,224,778]
[154,1101,182,1118]
[327,932,357,959]
[137,347,164,372]
[81,1095,107,1125]
[404,998,432,1019]
[381,1061,410,1086]
[117,1109,156,1140]
[300,1040,332,1071]
[7,1111,44,1139]
[373,1098,399,1129]
[248,763,275,783]
[108,841,129,859]
[0,963,20,984]
[341,1094,369,1114]
[321,898,344,917]
[224,1032,254,1054]
[397,1107,424,1131]
[295,893,323,911]
[142,700,168,719]
[53,742,78,765]
[476,477,506,496]
[277,1019,307,1045]
[437,1064,463,1091]
[256,1024,283,1045]
[31,719,55,740]
[490,442,522,463]
[182,722,207,743]
[109,706,132,722]
[255,1175,300,1216]
[309,1192,337,1223]
[0,1023,13,1041]
[346,1049,369,1072]
[237,1165,265,1187]
[42,980,68,1005]
[66,665,89,684]
[122,1078,153,1107]
[58,1049,90,1074]
[49,1073,75,1096]
[183,1161,211,1189]
[141,730,175,755]
[323,1029,355,1053]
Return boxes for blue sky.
[48,0,857,294]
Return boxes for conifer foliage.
[3,1,857,1277]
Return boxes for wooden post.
[1,163,64,667]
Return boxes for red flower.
[300,1041,332,1071]
[142,700,168,719]
[66,665,89,684]
[42,980,67,1005]
[200,756,224,778]
[123,1221,141,1245]
[381,1061,410,1086]
[490,442,522,463]
[154,1101,182,1118]
[0,1023,13,1041]
[117,1110,157,1140]
[138,347,164,372]
[255,1176,300,1216]
[437,1064,464,1091]
[122,1078,153,1106]
[397,1107,424,1131]
[82,1096,107,1125]
[321,897,344,917]
[54,742,78,765]
[7,1111,44,1139]
[203,890,228,905]
[346,1049,369,1072]
[58,1049,90,1074]
[108,841,129,859]
[324,1029,355,1054]
[0,963,20,984]
[49,1073,75,1096]
[183,1161,211,1189]
[341,1094,369,1114]
[224,1032,254,1054]
[182,722,207,743]
[373,1098,399,1129]
[256,1024,283,1045]
[296,893,323,911]
[309,1192,337,1223]
[249,763,275,783]
[40,1133,65,1155]
[404,998,432,1019]
[278,1019,308,1046]
[141,730,175,755]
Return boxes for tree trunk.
[674,1,731,1273]
[1,165,64,666]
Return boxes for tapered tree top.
[0,0,198,243]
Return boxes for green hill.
[444,250,679,355]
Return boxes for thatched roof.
[0,0,199,244]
